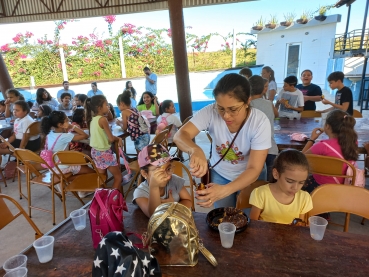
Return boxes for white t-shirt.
[34,98,59,110]
[266,80,277,100]
[190,105,271,181]
[276,88,304,118]
[46,132,75,170]
[157,113,182,143]
[13,115,39,140]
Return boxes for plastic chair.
[52,151,106,219]
[151,129,170,148]
[300,111,322,118]
[172,160,195,211]
[307,184,369,232]
[14,149,65,225]
[353,109,363,118]
[236,180,269,210]
[0,194,43,239]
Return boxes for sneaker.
[78,191,94,198]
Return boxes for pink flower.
[58,63,62,69]
[167,28,172,38]
[99,63,104,68]
[18,68,26,74]
[72,41,77,45]
[151,42,155,46]
[89,33,98,40]
[58,25,64,30]
[0,44,10,52]
[103,15,116,25]
[25,31,34,38]
[104,39,112,45]
[108,53,112,58]
[137,48,142,53]
[12,34,22,43]
[84,58,90,63]
[20,54,27,59]
[157,50,161,54]
[47,40,53,45]
[95,40,104,48]
[37,39,45,45]
[9,60,15,66]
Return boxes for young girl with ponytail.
[261,66,277,101]
[302,109,358,193]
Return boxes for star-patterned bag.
[143,202,218,267]
[92,232,161,277]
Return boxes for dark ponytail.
[84,95,107,129]
[262,66,275,82]
[41,111,67,135]
[117,90,132,107]
[84,98,93,129]
[159,100,173,115]
[326,110,358,161]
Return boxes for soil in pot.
[296,18,308,24]
[280,21,292,27]
[314,15,327,21]
[252,26,263,31]
[265,23,276,29]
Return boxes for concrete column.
[168,0,193,122]
[0,54,14,98]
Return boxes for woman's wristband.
[307,139,315,144]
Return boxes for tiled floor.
[1,98,369,267]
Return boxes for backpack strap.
[119,148,131,174]
[94,190,117,231]
[322,142,350,184]
[49,134,63,151]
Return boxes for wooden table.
[274,117,369,154]
[3,203,369,276]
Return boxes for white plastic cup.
[309,216,328,241]
[3,267,28,277]
[218,222,236,248]
[33,236,55,263]
[5,117,11,124]
[3,254,27,272]
[70,209,87,231]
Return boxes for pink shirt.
[310,138,348,184]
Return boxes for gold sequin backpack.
[143,202,218,267]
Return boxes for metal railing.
[334,29,369,56]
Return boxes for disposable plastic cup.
[3,267,28,277]
[3,254,27,272]
[5,117,11,124]
[309,216,328,241]
[33,236,54,263]
[218,222,236,248]
[70,209,87,231]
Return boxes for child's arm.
[121,110,130,131]
[4,100,11,118]
[135,198,150,217]
[177,187,192,209]
[250,206,262,221]
[317,107,334,113]
[284,103,304,112]
[153,97,159,116]
[301,127,324,153]
[19,133,30,149]
[68,124,89,141]
[98,116,123,147]
[105,109,114,121]
[268,89,276,102]
[0,133,16,148]
[321,98,349,112]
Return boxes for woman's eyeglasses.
[214,104,245,117]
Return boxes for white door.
[285,43,301,77]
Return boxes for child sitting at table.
[301,109,358,193]
[116,91,150,153]
[85,95,122,189]
[58,92,73,110]
[156,100,182,142]
[249,149,313,225]
[0,100,41,155]
[132,144,192,217]
[4,89,24,118]
[0,100,6,119]
[37,104,52,120]
[69,108,89,154]
[275,76,304,119]
[34,88,59,111]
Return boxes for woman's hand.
[195,183,229,208]
[310,127,324,140]
[189,148,208,177]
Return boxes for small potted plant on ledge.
[315,5,334,21]
[252,17,264,31]
[296,10,311,24]
[265,15,278,29]
[280,12,296,27]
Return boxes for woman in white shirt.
[174,73,271,208]
[34,88,59,110]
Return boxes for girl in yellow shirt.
[249,150,313,225]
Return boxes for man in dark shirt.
[319,71,353,115]
[296,70,323,111]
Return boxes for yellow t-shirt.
[249,184,313,225]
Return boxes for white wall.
[253,15,341,88]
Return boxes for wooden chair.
[0,194,43,239]
[236,180,268,210]
[353,109,363,118]
[0,128,13,189]
[52,151,106,219]
[305,154,357,231]
[300,110,322,118]
[307,184,369,232]
[14,149,65,225]
[151,129,170,148]
[121,159,141,199]
[181,115,193,125]
[172,160,196,211]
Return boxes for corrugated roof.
[0,0,254,24]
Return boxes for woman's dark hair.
[0,100,5,106]
[271,149,309,182]
[213,73,251,103]
[6,88,24,100]
[249,75,264,96]
[326,110,358,161]
[72,108,84,126]
[14,100,30,114]
[138,91,155,106]
[108,103,116,118]
[159,100,173,115]
[41,110,67,135]
[78,94,88,105]
[262,66,276,82]
[85,95,107,128]
[39,104,52,117]
[301,69,313,76]
[125,81,137,98]
[116,90,132,106]
[36,88,51,104]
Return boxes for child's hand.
[149,167,171,189]
[117,137,123,148]
[321,99,331,105]
[161,189,174,203]
[4,99,10,105]
[153,96,158,105]
[310,128,324,140]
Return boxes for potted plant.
[252,17,264,31]
[296,10,311,24]
[315,5,334,21]
[265,15,278,29]
[280,12,296,27]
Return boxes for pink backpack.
[40,134,63,168]
[89,189,128,248]
[322,142,365,187]
[156,115,169,134]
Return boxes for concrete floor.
[1,98,369,268]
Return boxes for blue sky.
[0,0,367,51]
